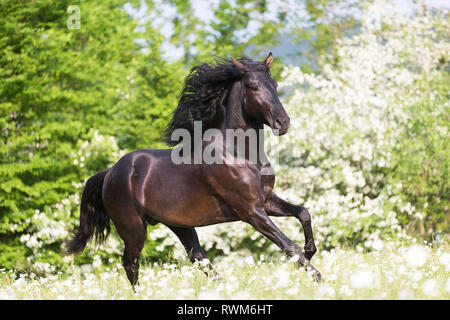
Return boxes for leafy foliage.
[0,0,182,270]
[389,73,449,239]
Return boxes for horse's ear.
[264,52,274,69]
[231,57,244,69]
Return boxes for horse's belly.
[144,189,233,228]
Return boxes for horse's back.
[102,148,229,227]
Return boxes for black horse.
[66,53,321,289]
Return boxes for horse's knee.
[304,236,317,260]
[305,239,317,255]
[298,207,311,223]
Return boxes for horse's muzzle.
[271,116,290,136]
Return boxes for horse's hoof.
[305,264,322,282]
[313,270,322,282]
[210,273,222,281]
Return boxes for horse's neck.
[223,82,253,131]
[219,81,266,164]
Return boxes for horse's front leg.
[264,192,318,260]
[242,206,321,281]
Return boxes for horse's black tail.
[65,170,110,256]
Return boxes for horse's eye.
[249,85,258,91]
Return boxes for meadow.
[1,242,448,300]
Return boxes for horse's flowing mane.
[163,57,269,146]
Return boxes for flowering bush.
[268,1,449,249]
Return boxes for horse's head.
[232,53,290,136]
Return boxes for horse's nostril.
[275,119,282,129]
[272,117,289,135]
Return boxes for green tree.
[389,72,450,240]
[281,0,364,72]
[160,0,365,74]
[0,0,182,270]
[165,0,284,67]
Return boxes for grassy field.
[1,242,449,300]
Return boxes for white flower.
[439,252,450,271]
[422,279,439,297]
[244,256,255,267]
[198,290,223,300]
[350,270,374,289]
[446,278,450,294]
[398,288,414,299]
[92,255,102,269]
[274,269,290,288]
[403,245,428,268]
[201,258,211,267]
[316,284,335,298]
[338,285,353,296]
[411,271,423,282]
[372,239,384,251]
[398,265,407,275]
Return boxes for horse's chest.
[260,171,275,200]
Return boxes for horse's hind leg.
[107,204,147,290]
[122,232,145,289]
[166,225,218,278]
